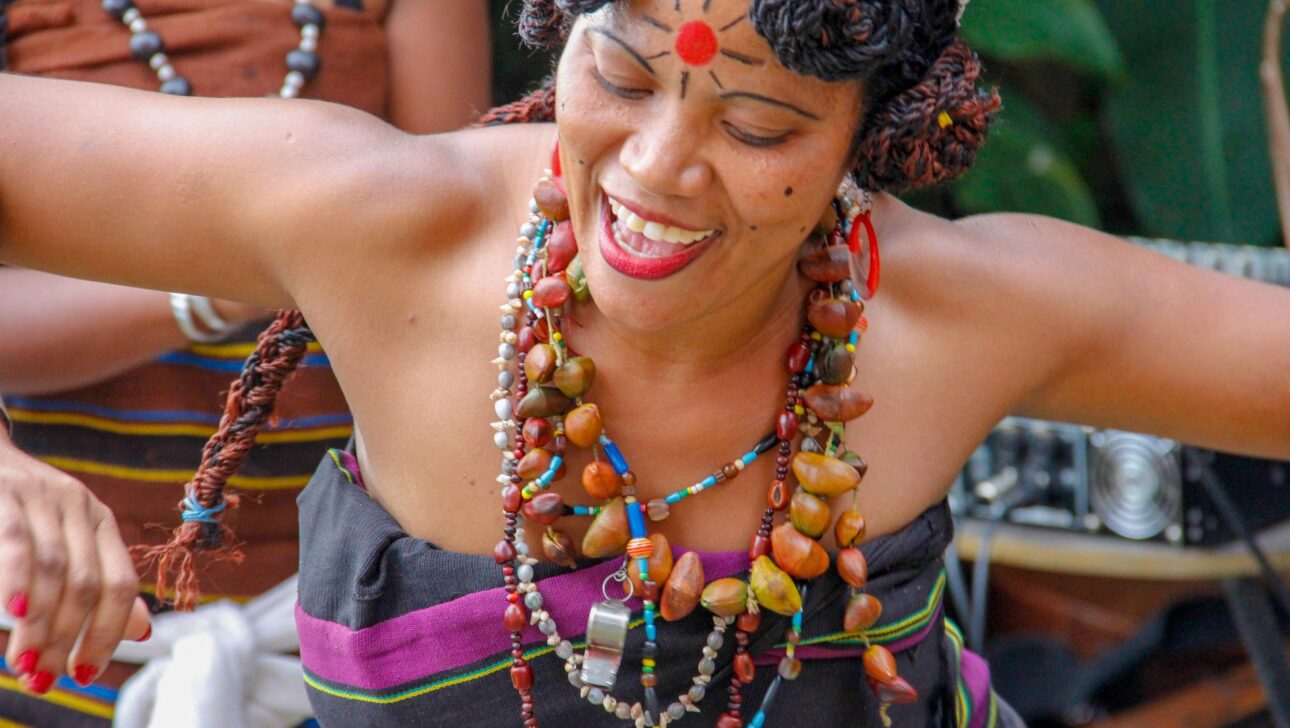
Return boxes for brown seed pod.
[835,547,868,589]
[789,490,831,538]
[581,460,623,500]
[699,578,748,618]
[660,551,704,621]
[834,508,867,548]
[542,527,577,567]
[581,497,629,558]
[770,523,829,580]
[563,403,603,448]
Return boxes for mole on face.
[785,186,794,197]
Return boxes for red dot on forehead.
[675,20,719,66]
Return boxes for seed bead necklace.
[491,146,916,727]
[99,0,325,98]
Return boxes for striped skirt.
[297,450,1024,727]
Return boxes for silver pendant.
[580,566,634,689]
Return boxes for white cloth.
[110,574,311,728]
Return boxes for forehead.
[580,0,861,116]
[591,0,768,64]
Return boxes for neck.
[575,260,810,392]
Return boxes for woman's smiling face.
[555,0,864,332]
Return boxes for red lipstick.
[597,194,716,280]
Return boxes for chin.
[579,249,708,333]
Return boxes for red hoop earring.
[847,211,880,300]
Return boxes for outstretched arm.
[0,73,479,307]
[962,213,1290,459]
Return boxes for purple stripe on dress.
[337,450,366,490]
[751,602,944,667]
[960,647,993,728]
[297,549,749,691]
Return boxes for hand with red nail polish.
[72,664,98,687]
[23,670,54,695]
[6,593,27,619]
[14,649,38,675]
[0,431,145,690]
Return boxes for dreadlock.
[135,310,316,611]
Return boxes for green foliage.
[954,92,1101,226]
[959,0,1123,80]
[1097,0,1289,244]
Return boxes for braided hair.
[150,0,997,610]
[510,0,999,192]
[136,311,317,611]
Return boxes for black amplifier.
[950,418,1290,545]
[951,241,1290,546]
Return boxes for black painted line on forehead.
[681,70,691,99]
[720,92,822,121]
[719,14,745,32]
[708,69,724,89]
[702,0,714,11]
[590,28,660,75]
[720,48,762,66]
[640,14,673,32]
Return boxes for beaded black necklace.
[99,0,324,97]
[492,145,914,727]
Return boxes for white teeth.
[608,198,716,245]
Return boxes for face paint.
[631,2,764,100]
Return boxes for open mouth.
[598,193,721,280]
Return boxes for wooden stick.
[1262,0,1290,247]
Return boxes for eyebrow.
[589,28,658,76]
[720,92,823,121]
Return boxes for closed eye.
[592,68,652,101]
[722,121,791,148]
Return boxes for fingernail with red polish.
[14,649,39,675]
[5,593,27,619]
[72,664,98,687]
[139,625,152,642]
[24,670,53,694]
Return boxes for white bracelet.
[169,293,227,343]
[0,398,12,436]
[187,295,234,334]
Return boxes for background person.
[0,1,490,725]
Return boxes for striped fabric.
[1,330,350,725]
[294,449,1021,727]
[5,333,351,601]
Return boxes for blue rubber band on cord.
[181,496,227,524]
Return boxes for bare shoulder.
[875,200,1143,418]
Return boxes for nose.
[619,112,713,199]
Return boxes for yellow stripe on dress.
[0,673,113,720]
[187,341,327,358]
[37,456,312,490]
[10,409,351,444]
